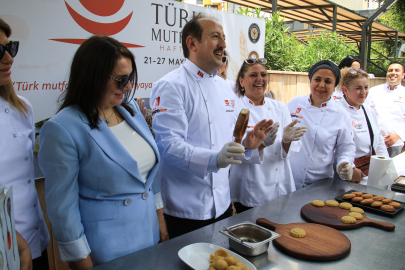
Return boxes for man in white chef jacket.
[366,62,405,157]
[150,13,273,238]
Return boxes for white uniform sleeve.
[396,127,405,141]
[375,132,389,157]
[335,114,356,175]
[151,80,217,179]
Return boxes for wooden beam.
[280,5,334,10]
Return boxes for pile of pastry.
[342,191,401,212]
[311,199,365,224]
[207,249,251,270]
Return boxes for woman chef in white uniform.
[336,67,388,182]
[229,58,307,213]
[0,19,49,269]
[287,60,356,190]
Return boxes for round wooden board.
[257,218,351,261]
[301,203,395,231]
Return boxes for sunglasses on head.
[244,58,267,65]
[343,68,367,84]
[0,41,19,59]
[347,55,360,61]
[109,73,136,90]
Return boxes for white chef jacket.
[229,96,301,207]
[0,96,49,259]
[286,95,356,189]
[365,83,405,147]
[337,97,388,158]
[150,59,258,220]
[332,90,343,102]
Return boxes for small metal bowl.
[220,221,280,256]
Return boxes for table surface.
[90,178,405,270]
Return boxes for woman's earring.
[241,87,245,92]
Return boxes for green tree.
[368,0,405,76]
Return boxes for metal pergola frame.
[225,0,405,70]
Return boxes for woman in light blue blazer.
[38,36,168,269]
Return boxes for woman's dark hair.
[182,13,209,58]
[0,19,11,37]
[234,61,267,98]
[59,35,138,129]
[338,55,360,69]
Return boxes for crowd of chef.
[1,12,404,270]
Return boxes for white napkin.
[368,155,398,189]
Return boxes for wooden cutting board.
[301,203,395,231]
[256,218,351,261]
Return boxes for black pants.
[387,145,403,158]
[233,202,253,214]
[33,249,49,270]
[164,204,233,239]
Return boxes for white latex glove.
[217,142,246,168]
[337,162,353,180]
[282,119,307,143]
[262,122,280,147]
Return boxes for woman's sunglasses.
[0,41,19,59]
[244,58,267,65]
[109,73,136,90]
[343,68,367,84]
[347,55,360,61]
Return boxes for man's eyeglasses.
[343,68,367,84]
[244,58,267,65]
[109,73,136,90]
[0,41,19,59]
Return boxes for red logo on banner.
[197,71,204,78]
[50,0,143,48]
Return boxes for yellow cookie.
[325,200,339,207]
[348,212,363,220]
[289,228,306,238]
[339,202,353,210]
[311,200,325,207]
[350,207,364,214]
[341,216,357,224]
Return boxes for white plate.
[178,242,257,270]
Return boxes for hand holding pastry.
[217,142,245,168]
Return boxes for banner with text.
[1,0,265,122]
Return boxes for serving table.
[90,178,405,270]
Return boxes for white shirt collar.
[308,94,333,108]
[341,96,359,111]
[242,95,266,107]
[184,59,218,79]
[384,82,403,91]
